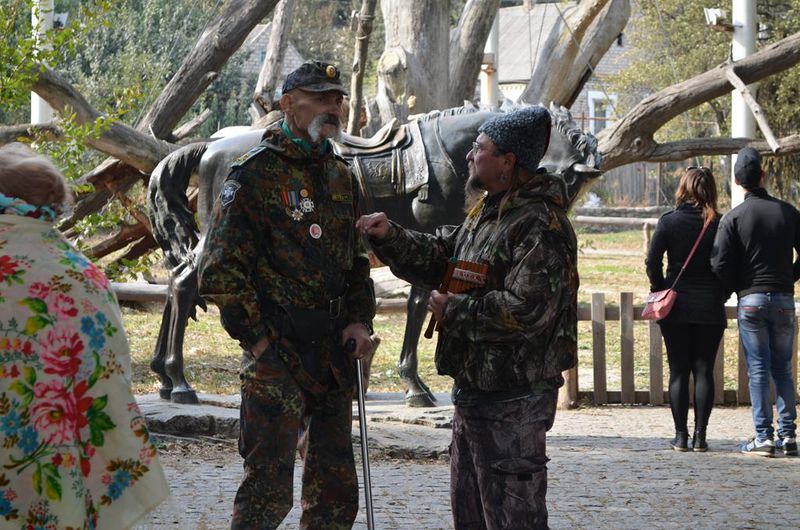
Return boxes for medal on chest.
[281,188,315,221]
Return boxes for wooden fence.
[560,292,800,407]
[112,284,798,407]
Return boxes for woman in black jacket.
[646,167,727,452]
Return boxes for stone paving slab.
[136,395,800,529]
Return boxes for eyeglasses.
[471,141,500,156]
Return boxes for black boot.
[692,428,708,452]
[670,431,689,452]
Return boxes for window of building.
[588,90,617,135]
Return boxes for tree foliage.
[612,0,800,199]
[610,1,729,142]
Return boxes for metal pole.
[31,0,54,124]
[479,12,500,107]
[730,0,756,207]
[356,358,375,530]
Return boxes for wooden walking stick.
[347,339,375,530]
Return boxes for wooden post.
[714,334,725,405]
[656,162,662,206]
[620,292,635,404]
[592,292,607,405]
[347,0,378,135]
[643,223,652,255]
[648,320,664,405]
[558,367,579,410]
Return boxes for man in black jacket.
[711,147,800,457]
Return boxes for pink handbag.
[641,288,677,320]
[642,218,711,321]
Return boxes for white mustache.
[308,114,342,142]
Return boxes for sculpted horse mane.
[146,102,602,405]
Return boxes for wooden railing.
[559,292,800,407]
[112,284,798,406]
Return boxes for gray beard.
[308,114,342,143]
[463,167,486,213]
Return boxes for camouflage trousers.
[450,390,558,530]
[231,346,358,530]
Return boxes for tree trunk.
[347,0,378,135]
[598,31,800,170]
[372,0,450,128]
[519,0,629,107]
[250,0,296,121]
[137,0,280,140]
[448,0,501,107]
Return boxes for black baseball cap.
[734,147,762,188]
[281,61,348,96]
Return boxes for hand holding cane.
[346,338,375,530]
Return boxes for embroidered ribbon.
[0,191,59,222]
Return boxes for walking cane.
[347,339,375,530]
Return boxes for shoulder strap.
[669,217,712,289]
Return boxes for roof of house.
[498,3,577,84]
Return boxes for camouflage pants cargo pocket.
[486,456,549,530]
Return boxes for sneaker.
[776,436,798,456]
[740,437,775,457]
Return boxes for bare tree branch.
[647,135,800,162]
[250,0,295,120]
[598,31,800,170]
[32,66,174,172]
[171,109,213,141]
[0,123,62,145]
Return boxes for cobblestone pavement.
[136,405,800,529]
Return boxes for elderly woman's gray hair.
[0,143,72,208]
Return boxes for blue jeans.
[738,292,797,441]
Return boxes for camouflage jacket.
[371,172,578,392]
[197,122,375,389]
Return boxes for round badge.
[300,189,309,198]
[325,65,337,79]
[309,223,322,239]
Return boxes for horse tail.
[147,142,209,270]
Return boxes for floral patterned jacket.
[0,209,168,529]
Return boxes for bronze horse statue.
[146,103,602,405]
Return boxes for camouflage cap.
[282,61,348,96]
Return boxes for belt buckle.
[329,297,343,318]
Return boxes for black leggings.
[660,322,725,433]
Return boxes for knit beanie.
[478,106,552,172]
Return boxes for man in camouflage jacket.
[198,62,375,530]
[357,106,578,530]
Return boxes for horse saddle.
[334,119,429,203]
[333,118,408,157]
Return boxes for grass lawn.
[124,228,768,397]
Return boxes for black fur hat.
[478,106,552,172]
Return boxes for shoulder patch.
[220,180,242,207]
[231,145,268,168]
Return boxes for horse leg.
[150,298,174,400]
[165,264,200,404]
[398,285,437,407]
